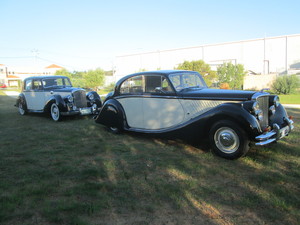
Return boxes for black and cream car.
[16,76,102,121]
[95,70,294,159]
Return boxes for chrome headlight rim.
[88,93,94,101]
[257,109,264,121]
[67,95,73,103]
[269,105,276,115]
[274,96,280,107]
[252,101,260,115]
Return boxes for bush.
[272,75,300,94]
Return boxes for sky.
[0,0,299,71]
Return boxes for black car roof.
[116,70,199,86]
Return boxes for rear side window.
[120,75,144,94]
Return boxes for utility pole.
[31,49,39,74]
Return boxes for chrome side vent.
[73,90,87,108]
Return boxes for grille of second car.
[257,96,269,129]
[73,90,87,108]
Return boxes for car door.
[142,75,185,130]
[23,79,45,110]
[116,75,144,128]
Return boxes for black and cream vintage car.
[95,70,294,159]
[16,76,102,121]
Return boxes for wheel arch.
[44,95,66,113]
[95,99,126,130]
[202,103,261,140]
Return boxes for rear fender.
[95,99,126,129]
[16,93,27,110]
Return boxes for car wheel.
[209,120,250,159]
[107,126,121,134]
[18,101,27,115]
[50,103,61,121]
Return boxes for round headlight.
[257,110,263,121]
[67,95,73,103]
[274,96,280,107]
[269,105,276,115]
[252,101,260,115]
[88,93,94,101]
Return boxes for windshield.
[42,77,72,88]
[169,72,207,92]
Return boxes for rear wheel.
[50,103,61,121]
[18,101,27,115]
[107,126,121,134]
[209,120,250,159]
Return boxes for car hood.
[178,88,258,101]
[48,87,84,93]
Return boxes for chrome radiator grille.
[73,90,87,108]
[257,96,269,129]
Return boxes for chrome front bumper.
[255,118,294,146]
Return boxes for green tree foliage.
[217,62,246,89]
[54,68,72,78]
[84,68,105,90]
[175,60,216,86]
[55,68,105,90]
[272,74,300,94]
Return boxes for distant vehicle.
[0,83,7,88]
[16,76,102,121]
[95,70,294,159]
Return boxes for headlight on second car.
[88,93,94,101]
[252,101,260,115]
[257,109,264,121]
[274,96,280,107]
[67,95,73,103]
[269,105,276,115]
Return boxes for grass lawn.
[278,93,300,104]
[0,92,299,225]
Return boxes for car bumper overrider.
[255,117,294,146]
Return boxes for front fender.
[87,91,102,108]
[95,99,126,129]
[44,95,67,112]
[201,103,261,140]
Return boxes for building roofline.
[117,33,300,58]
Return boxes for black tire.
[209,120,250,159]
[18,101,27,115]
[107,126,121,134]
[50,103,61,121]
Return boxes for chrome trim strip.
[255,138,276,146]
[255,130,277,141]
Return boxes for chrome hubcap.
[51,104,59,120]
[214,127,239,153]
[19,103,24,115]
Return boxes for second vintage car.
[95,70,294,159]
[16,75,102,121]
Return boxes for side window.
[120,75,144,94]
[32,80,42,90]
[25,80,32,91]
[144,75,174,94]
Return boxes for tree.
[84,68,105,90]
[54,68,72,78]
[175,60,216,86]
[272,74,300,94]
[217,62,246,90]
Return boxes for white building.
[114,34,300,89]
[0,64,64,87]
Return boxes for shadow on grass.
[0,94,299,225]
